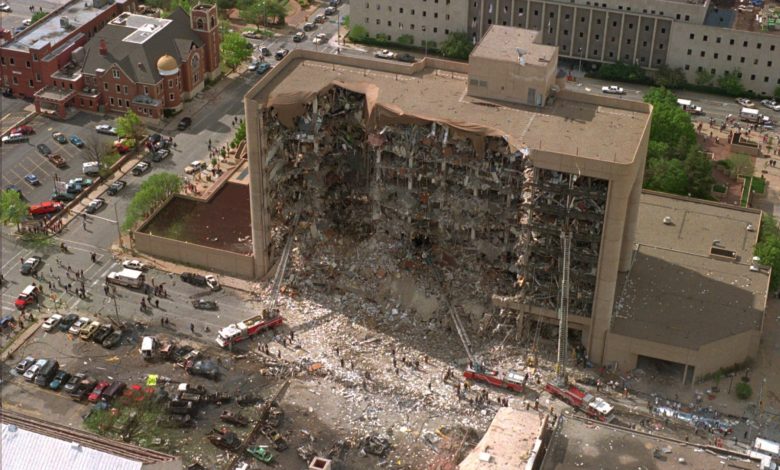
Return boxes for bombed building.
[243,26,652,365]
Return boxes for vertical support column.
[245,98,270,278]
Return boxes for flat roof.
[471,26,557,64]
[542,416,761,469]
[458,408,542,469]
[612,192,768,349]
[3,0,126,53]
[247,54,649,163]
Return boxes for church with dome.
[25,3,221,119]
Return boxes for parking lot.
[1,113,118,205]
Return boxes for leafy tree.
[694,69,714,86]
[439,32,474,61]
[735,382,752,400]
[727,153,754,178]
[116,110,146,142]
[653,65,687,89]
[238,0,289,26]
[240,1,268,29]
[31,11,48,23]
[397,34,414,46]
[232,120,246,147]
[347,24,369,42]
[221,31,252,70]
[643,158,688,195]
[643,88,697,157]
[342,15,350,28]
[683,148,714,199]
[755,213,780,291]
[717,69,745,96]
[593,61,650,84]
[123,173,182,231]
[0,189,28,230]
[643,87,678,108]
[775,85,780,100]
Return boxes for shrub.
[347,25,368,42]
[735,382,752,400]
[712,183,726,193]
[397,34,414,46]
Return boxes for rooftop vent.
[662,216,673,225]
[70,442,82,450]
[710,246,737,261]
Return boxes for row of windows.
[685,65,780,85]
[688,33,776,51]
[560,44,664,65]
[369,18,446,34]
[368,3,450,19]
[686,49,774,67]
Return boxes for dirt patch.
[143,183,252,254]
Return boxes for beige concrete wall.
[351,0,469,44]
[468,54,557,106]
[135,231,255,278]
[606,328,760,382]
[667,22,780,97]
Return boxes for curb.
[0,319,44,362]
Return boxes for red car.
[88,381,110,402]
[113,141,130,154]
[11,125,34,135]
[14,285,39,310]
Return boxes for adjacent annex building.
[0,1,220,119]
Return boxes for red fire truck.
[215,311,283,348]
[463,364,525,393]
[545,382,615,422]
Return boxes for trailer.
[463,365,525,393]
[545,382,614,422]
[216,311,283,348]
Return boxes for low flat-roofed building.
[607,191,770,384]
[542,415,763,469]
[0,409,180,470]
[458,407,549,469]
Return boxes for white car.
[761,99,780,112]
[205,274,220,291]
[0,3,12,12]
[185,160,204,174]
[601,85,625,95]
[69,316,90,335]
[42,314,63,332]
[248,61,260,72]
[736,98,755,108]
[95,124,118,135]
[85,198,105,214]
[312,33,328,45]
[122,259,147,271]
[23,360,45,381]
[374,49,397,60]
[22,19,31,26]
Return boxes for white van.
[82,161,100,175]
[677,99,703,115]
[106,268,145,288]
[141,336,156,360]
[740,107,761,123]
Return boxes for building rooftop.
[247,52,650,163]
[458,408,544,469]
[470,26,557,65]
[0,409,178,470]
[3,0,126,53]
[612,191,769,349]
[542,415,762,469]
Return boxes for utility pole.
[114,203,124,250]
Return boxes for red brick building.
[0,1,220,119]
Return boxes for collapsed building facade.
[244,26,652,365]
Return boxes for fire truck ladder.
[450,308,478,369]
[555,229,572,384]
[268,214,299,311]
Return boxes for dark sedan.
[177,117,192,130]
[58,313,80,332]
[20,256,41,275]
[192,299,218,310]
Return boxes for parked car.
[192,299,218,310]
[49,370,72,390]
[113,141,130,154]
[761,99,780,111]
[184,160,204,174]
[88,381,111,402]
[68,177,93,187]
[152,149,170,162]
[52,132,67,144]
[24,174,39,186]
[107,180,127,195]
[314,14,326,24]
[20,256,42,275]
[132,161,150,176]
[34,359,60,387]
[375,49,396,60]
[58,313,79,332]
[259,46,271,56]
[63,372,87,394]
[122,259,147,271]
[181,272,220,290]
[2,133,29,144]
[312,33,328,45]
[736,98,755,108]
[102,381,127,401]
[95,124,118,135]
[275,49,289,60]
[11,125,34,135]
[15,284,39,310]
[51,192,75,202]
[396,53,416,63]
[601,85,625,95]
[93,324,114,343]
[248,61,260,72]
[0,4,13,13]
[42,314,63,332]
[14,356,36,374]
[293,32,306,42]
[102,330,123,349]
[23,359,46,381]
[303,22,316,31]
[85,198,105,214]
[257,63,271,74]
[69,135,84,147]
[79,321,101,340]
[47,154,67,168]
[36,143,52,155]
[70,377,98,401]
[69,317,90,335]
[177,117,192,130]
[324,6,336,15]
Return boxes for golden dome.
[156,54,178,72]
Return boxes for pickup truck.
[47,154,66,168]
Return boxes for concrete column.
[619,165,644,272]
[245,98,270,278]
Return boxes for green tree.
[220,31,252,70]
[593,61,650,84]
[347,24,369,42]
[123,173,182,231]
[735,382,752,400]
[439,32,474,61]
[643,158,688,195]
[717,69,745,96]
[238,0,289,26]
[653,65,687,89]
[643,86,679,108]
[397,34,415,46]
[0,189,28,231]
[755,213,780,291]
[232,120,246,147]
[643,88,697,157]
[694,69,714,86]
[31,11,48,23]
[774,85,780,100]
[239,1,268,29]
[727,153,754,178]
[683,148,714,199]
[116,110,146,142]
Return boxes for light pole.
[422,26,428,57]
[577,48,583,73]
